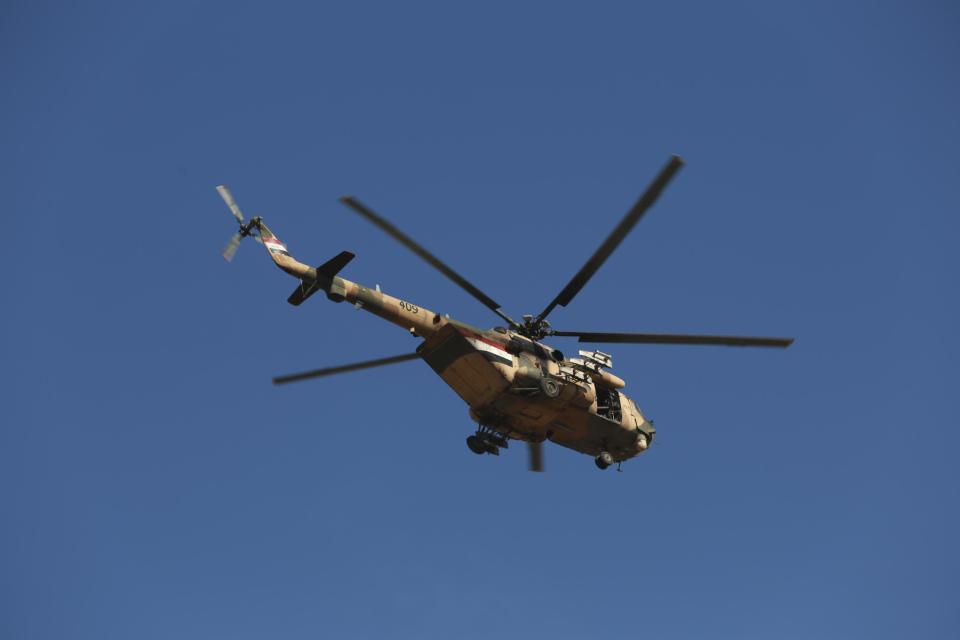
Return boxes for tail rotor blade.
[217,185,246,224]
[222,232,242,262]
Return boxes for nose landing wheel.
[595,451,614,470]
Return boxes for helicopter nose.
[635,432,650,452]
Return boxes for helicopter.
[217,155,793,472]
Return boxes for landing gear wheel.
[540,377,560,398]
[595,451,614,470]
[466,435,486,455]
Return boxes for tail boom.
[252,220,448,340]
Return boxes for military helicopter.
[217,155,793,472]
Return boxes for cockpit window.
[493,326,507,333]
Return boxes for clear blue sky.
[2,2,958,638]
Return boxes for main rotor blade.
[216,185,246,224]
[528,441,544,472]
[537,155,685,321]
[551,331,794,348]
[272,352,421,385]
[340,195,518,328]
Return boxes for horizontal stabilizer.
[287,279,322,306]
[287,251,355,306]
[317,250,355,278]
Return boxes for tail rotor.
[216,185,262,262]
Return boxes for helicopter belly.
[419,324,513,409]
[418,324,653,463]
[493,389,652,462]
[553,411,643,459]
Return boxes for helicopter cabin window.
[494,327,507,333]
[596,387,622,423]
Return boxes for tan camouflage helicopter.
[218,155,792,472]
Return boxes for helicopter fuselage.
[257,233,655,463]
[331,272,655,463]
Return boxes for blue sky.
[2,1,958,638]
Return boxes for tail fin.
[255,221,314,280]
[258,222,289,257]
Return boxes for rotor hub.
[518,315,552,341]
